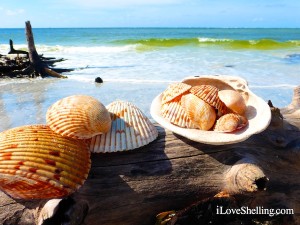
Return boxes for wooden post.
[0,86,300,225]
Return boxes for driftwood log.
[0,21,71,78]
[0,86,300,225]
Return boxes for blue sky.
[0,0,299,28]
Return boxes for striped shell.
[181,94,216,131]
[0,125,91,199]
[90,100,158,153]
[218,90,247,115]
[46,95,111,139]
[161,82,191,105]
[214,113,248,132]
[190,85,227,115]
[161,100,197,129]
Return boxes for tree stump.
[0,86,300,225]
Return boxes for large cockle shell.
[46,95,111,139]
[181,94,216,130]
[214,113,248,132]
[0,125,91,199]
[218,90,247,115]
[150,75,271,145]
[190,85,227,115]
[161,100,197,129]
[90,100,158,153]
[161,82,191,105]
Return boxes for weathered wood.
[8,39,29,57]
[25,21,67,79]
[1,22,72,79]
[0,86,300,225]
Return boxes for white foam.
[68,76,178,84]
[35,44,137,53]
[197,38,231,43]
[251,84,297,89]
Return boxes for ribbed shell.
[161,82,191,105]
[90,100,158,153]
[161,99,197,129]
[0,125,91,199]
[181,94,217,131]
[214,113,248,132]
[190,85,227,115]
[46,95,111,139]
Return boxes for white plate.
[150,75,271,145]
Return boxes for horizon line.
[1,26,300,29]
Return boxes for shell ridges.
[90,100,158,153]
[0,125,91,199]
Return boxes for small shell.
[46,95,111,139]
[0,125,91,199]
[161,82,191,105]
[90,100,158,153]
[218,90,247,115]
[161,99,197,129]
[181,94,216,130]
[214,113,248,132]
[190,85,227,115]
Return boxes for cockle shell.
[150,75,271,145]
[190,85,228,115]
[218,90,247,115]
[161,82,191,105]
[161,99,197,129]
[181,94,216,130]
[0,125,91,199]
[46,95,111,139]
[214,113,248,132]
[90,100,158,153]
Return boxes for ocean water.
[0,28,299,131]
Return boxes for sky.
[0,0,299,28]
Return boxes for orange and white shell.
[161,100,197,129]
[0,125,91,199]
[90,100,158,153]
[218,90,247,115]
[46,95,111,139]
[181,94,216,130]
[161,82,191,105]
[190,85,227,115]
[214,113,248,132]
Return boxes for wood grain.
[0,86,299,225]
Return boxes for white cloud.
[5,8,25,16]
[252,17,264,22]
[65,0,182,8]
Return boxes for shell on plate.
[190,85,228,115]
[46,95,111,139]
[181,94,216,131]
[90,100,158,153]
[0,125,91,199]
[161,99,197,129]
[218,90,247,115]
[161,82,191,105]
[214,113,248,132]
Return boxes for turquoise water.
[0,28,300,131]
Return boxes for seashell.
[190,85,228,115]
[181,94,216,130]
[0,125,91,199]
[90,100,158,153]
[161,99,197,129]
[218,90,247,115]
[161,82,191,105]
[214,113,248,132]
[46,95,111,139]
